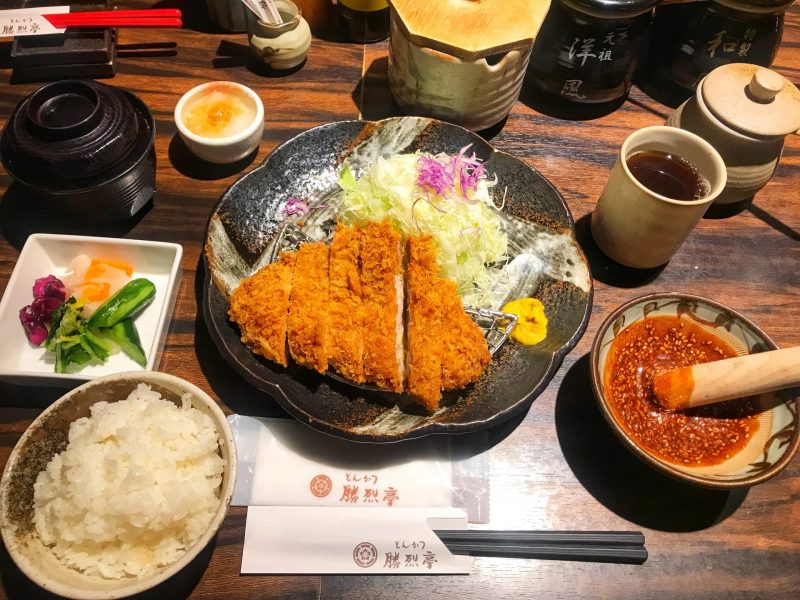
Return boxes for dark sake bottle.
[337,0,390,43]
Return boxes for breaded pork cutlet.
[228,252,296,367]
[287,242,330,373]
[360,221,404,392]
[439,279,491,390]
[326,223,365,383]
[405,235,443,411]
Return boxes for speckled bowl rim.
[0,371,237,600]
[589,292,800,489]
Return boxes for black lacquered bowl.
[203,117,593,442]
[0,80,155,222]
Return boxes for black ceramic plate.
[203,117,592,442]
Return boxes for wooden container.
[387,0,551,131]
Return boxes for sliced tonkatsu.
[287,242,330,373]
[405,235,443,411]
[228,221,492,410]
[439,278,491,390]
[228,251,296,367]
[327,223,365,383]
[360,221,404,392]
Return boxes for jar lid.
[388,0,551,60]
[713,0,796,13]
[561,0,658,18]
[702,63,800,137]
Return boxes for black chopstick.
[434,530,645,546]
[444,543,648,564]
[433,530,647,564]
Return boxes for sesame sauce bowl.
[590,293,799,489]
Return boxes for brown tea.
[626,150,710,201]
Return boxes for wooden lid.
[388,0,551,60]
[702,63,800,138]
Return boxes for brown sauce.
[626,150,709,201]
[604,315,760,466]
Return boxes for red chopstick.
[44,9,182,29]
[45,17,182,28]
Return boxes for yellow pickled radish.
[501,298,548,345]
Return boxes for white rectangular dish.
[0,234,183,386]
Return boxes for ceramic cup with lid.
[387,0,551,131]
[666,63,800,205]
[0,79,156,222]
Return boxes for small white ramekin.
[174,81,264,164]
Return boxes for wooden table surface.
[1,3,798,599]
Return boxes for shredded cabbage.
[337,152,507,306]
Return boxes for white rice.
[32,384,224,580]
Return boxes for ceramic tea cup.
[590,126,726,269]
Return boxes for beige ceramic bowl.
[0,371,237,599]
[590,293,799,489]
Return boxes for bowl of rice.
[0,371,236,599]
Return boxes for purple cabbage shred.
[284,196,310,217]
[416,145,485,203]
[417,155,454,198]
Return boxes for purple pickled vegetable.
[19,305,49,345]
[34,295,64,315]
[33,275,66,302]
[19,275,66,345]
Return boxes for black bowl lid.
[0,80,143,185]
[25,80,103,142]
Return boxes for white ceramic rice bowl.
[0,371,236,599]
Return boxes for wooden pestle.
[652,346,800,410]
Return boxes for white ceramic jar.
[246,0,311,70]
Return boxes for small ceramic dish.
[0,371,237,600]
[0,234,182,386]
[590,292,799,489]
[174,81,264,164]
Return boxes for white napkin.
[242,507,471,574]
[0,6,69,37]
[230,416,456,509]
